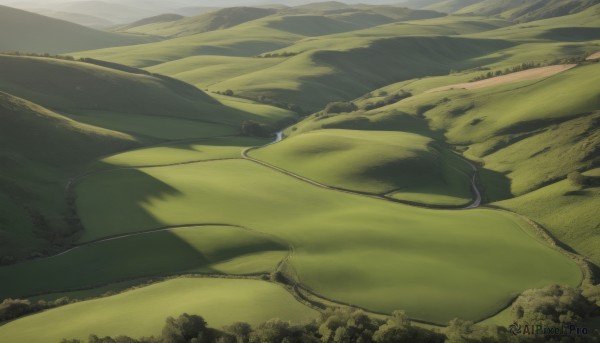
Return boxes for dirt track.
[425,64,576,93]
[587,51,600,60]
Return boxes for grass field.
[0,225,287,299]
[100,136,269,168]
[0,278,319,343]
[1,2,598,337]
[70,159,580,324]
[250,129,473,205]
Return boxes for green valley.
[0,1,599,342]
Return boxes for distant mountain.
[29,9,115,28]
[0,5,160,54]
[294,1,351,11]
[47,0,161,24]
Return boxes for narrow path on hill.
[243,132,483,210]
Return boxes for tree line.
[54,284,600,343]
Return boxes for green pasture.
[65,111,237,141]
[0,225,287,299]
[0,278,318,343]
[72,159,581,324]
[100,136,268,168]
[146,55,282,89]
[77,21,304,68]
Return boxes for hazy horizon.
[0,0,414,6]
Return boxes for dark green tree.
[162,313,208,343]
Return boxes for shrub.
[223,89,234,96]
[241,121,270,138]
[567,171,589,188]
[324,102,357,114]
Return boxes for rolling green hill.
[0,5,160,54]
[0,54,291,129]
[0,54,295,261]
[250,129,473,205]
[407,0,600,23]
[211,35,513,112]
[0,2,598,339]
[118,13,184,30]
[117,7,277,38]
[454,0,600,23]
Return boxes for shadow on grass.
[478,168,513,203]
[539,27,600,42]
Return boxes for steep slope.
[0,54,296,261]
[0,91,136,261]
[117,7,277,38]
[0,55,236,125]
[0,5,159,54]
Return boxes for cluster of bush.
[258,52,298,58]
[363,90,412,111]
[1,297,74,322]
[214,90,235,96]
[469,56,587,82]
[470,62,545,82]
[1,51,75,61]
[567,171,597,188]
[57,283,600,343]
[257,95,304,114]
[323,101,358,114]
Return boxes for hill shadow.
[539,27,600,42]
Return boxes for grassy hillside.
[117,7,277,38]
[212,35,513,112]
[411,0,600,23]
[0,54,293,129]
[100,136,269,168]
[250,129,473,205]
[0,91,136,260]
[71,159,580,323]
[455,0,600,23]
[495,169,600,267]
[118,13,185,31]
[77,21,304,68]
[0,278,319,343]
[0,54,294,261]
[0,5,159,54]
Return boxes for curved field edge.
[248,129,474,206]
[0,278,319,343]
[71,159,581,324]
[0,225,289,299]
